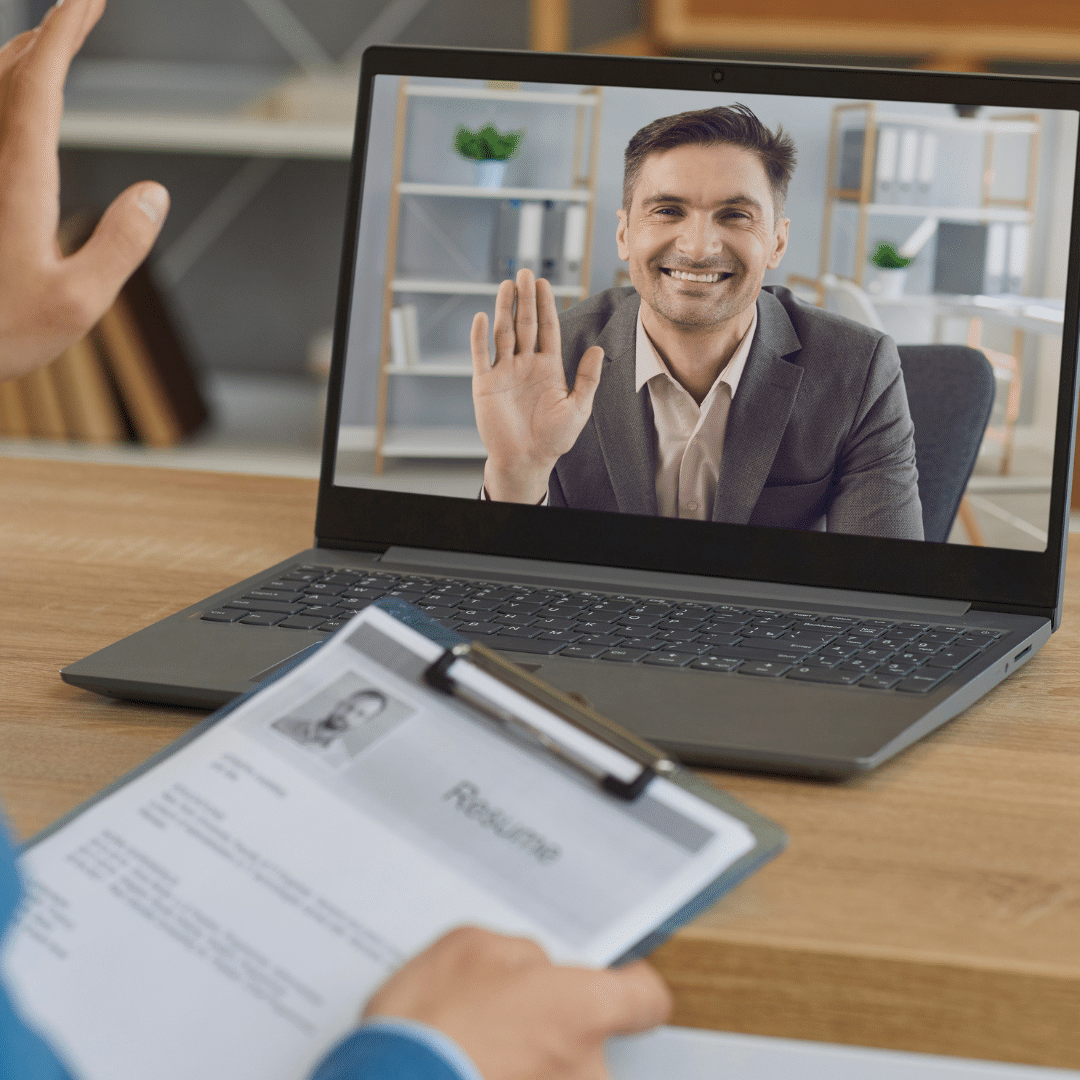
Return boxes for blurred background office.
[0,0,1076,551]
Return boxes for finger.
[568,345,604,413]
[590,962,672,1036]
[514,268,538,356]
[470,311,491,376]
[0,30,39,121]
[0,0,105,229]
[535,276,562,357]
[0,29,39,78]
[63,181,169,319]
[492,279,517,365]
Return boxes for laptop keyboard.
[201,564,1005,693]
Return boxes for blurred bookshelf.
[0,372,326,478]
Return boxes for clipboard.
[385,600,786,962]
[3,599,786,1080]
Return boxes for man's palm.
[471,270,604,502]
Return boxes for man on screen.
[471,104,924,539]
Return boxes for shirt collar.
[634,302,758,398]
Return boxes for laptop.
[62,47,1080,779]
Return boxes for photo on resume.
[270,672,414,770]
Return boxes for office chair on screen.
[897,345,996,544]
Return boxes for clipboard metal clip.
[425,642,678,801]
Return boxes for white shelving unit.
[398,182,592,200]
[861,204,1031,223]
[373,77,603,472]
[60,112,354,159]
[817,102,1041,290]
[392,277,586,297]
[809,102,1044,476]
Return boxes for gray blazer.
[550,285,924,540]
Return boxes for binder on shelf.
[934,221,989,296]
[388,304,420,370]
[562,203,588,284]
[400,303,420,368]
[491,199,521,281]
[1007,224,1029,294]
[516,201,544,276]
[875,126,899,193]
[3,601,785,1080]
[389,306,408,368]
[540,200,565,284]
[918,131,938,188]
[897,128,919,188]
[838,127,865,192]
[985,222,1009,295]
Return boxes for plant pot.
[474,159,508,189]
[869,268,907,299]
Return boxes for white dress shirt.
[636,306,756,520]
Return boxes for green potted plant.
[868,240,914,299]
[454,123,524,189]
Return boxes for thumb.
[602,961,672,1035]
[65,182,170,315]
[569,345,604,413]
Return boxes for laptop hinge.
[379,546,971,619]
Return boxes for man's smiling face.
[616,141,789,332]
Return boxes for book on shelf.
[34,211,125,444]
[70,210,208,447]
[18,365,68,439]
[94,259,210,446]
[0,379,30,437]
[53,334,128,444]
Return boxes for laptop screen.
[320,51,1080,615]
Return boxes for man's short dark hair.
[622,103,797,215]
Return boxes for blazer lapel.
[588,294,660,516]
[713,290,804,524]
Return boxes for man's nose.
[675,213,723,262]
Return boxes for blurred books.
[0,213,209,447]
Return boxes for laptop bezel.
[315,46,1080,624]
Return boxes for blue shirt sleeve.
[0,822,77,1080]
[310,1018,483,1080]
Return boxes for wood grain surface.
[649,0,1080,65]
[1,458,1077,1067]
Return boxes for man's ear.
[767,216,790,269]
[616,207,630,262]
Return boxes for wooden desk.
[1,457,1078,1068]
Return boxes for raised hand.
[472,269,604,503]
[0,0,169,382]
